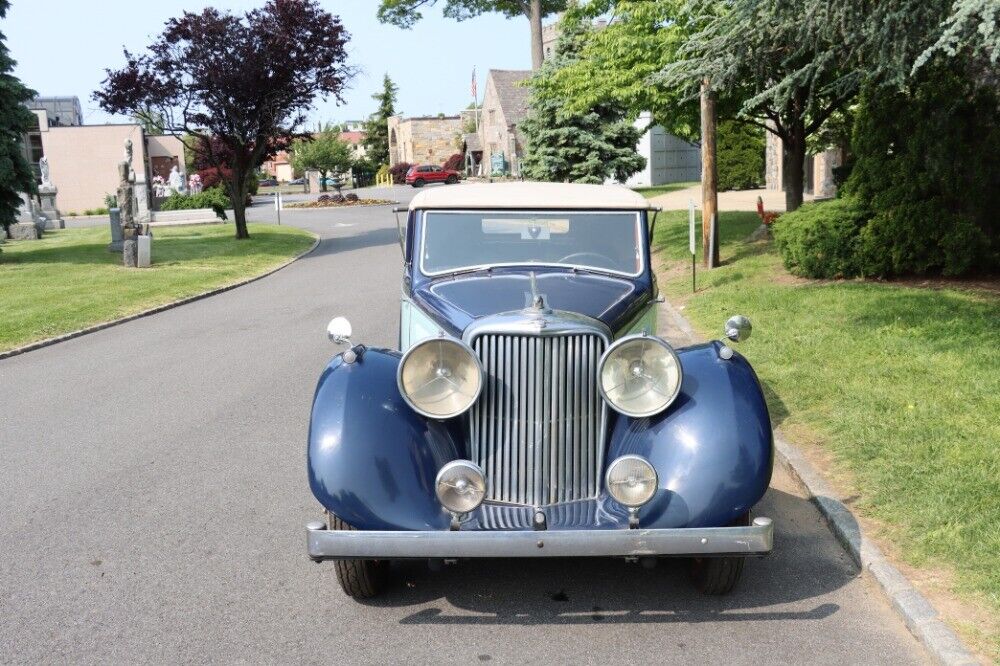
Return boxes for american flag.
[471,68,477,100]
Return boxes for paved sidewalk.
[650,185,815,211]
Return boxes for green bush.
[842,64,999,277]
[717,120,764,191]
[773,198,870,278]
[159,187,229,220]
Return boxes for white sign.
[688,199,696,255]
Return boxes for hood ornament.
[528,272,550,312]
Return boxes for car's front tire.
[689,512,749,595]
[330,514,389,599]
[445,175,458,184]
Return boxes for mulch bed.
[286,194,395,209]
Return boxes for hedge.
[772,198,869,278]
[388,162,412,185]
[159,187,230,220]
[717,120,764,191]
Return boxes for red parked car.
[405,164,460,187]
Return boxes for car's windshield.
[420,210,643,276]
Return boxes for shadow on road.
[304,227,400,257]
[346,487,851,626]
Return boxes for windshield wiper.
[570,266,622,279]
[444,266,491,279]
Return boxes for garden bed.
[286,197,395,209]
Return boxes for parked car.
[306,183,774,599]
[405,164,460,187]
[288,177,305,186]
[258,178,278,187]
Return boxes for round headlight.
[398,337,484,419]
[598,334,682,417]
[605,455,658,507]
[435,460,486,514]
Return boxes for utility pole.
[700,78,719,268]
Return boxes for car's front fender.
[607,341,774,529]
[307,348,462,531]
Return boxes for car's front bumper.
[306,517,773,560]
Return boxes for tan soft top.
[408,181,658,211]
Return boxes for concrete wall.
[41,124,146,214]
[388,116,462,166]
[477,77,522,175]
[617,113,701,187]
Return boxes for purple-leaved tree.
[95,0,352,239]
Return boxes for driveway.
[0,185,928,664]
[650,185,816,212]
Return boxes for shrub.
[375,164,390,182]
[159,187,230,220]
[442,153,464,171]
[842,64,999,276]
[717,120,764,191]
[772,198,870,278]
[345,192,359,201]
[388,162,412,185]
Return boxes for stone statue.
[117,159,135,228]
[167,166,185,195]
[39,156,51,186]
[124,138,133,164]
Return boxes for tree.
[361,74,398,167]
[95,0,352,240]
[549,1,700,141]
[291,129,354,191]
[376,0,566,70]
[0,0,37,238]
[520,12,644,183]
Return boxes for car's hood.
[411,270,650,335]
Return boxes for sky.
[5,0,534,126]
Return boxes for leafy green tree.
[915,0,999,84]
[716,120,763,191]
[362,74,398,167]
[520,12,644,184]
[291,129,354,192]
[0,0,37,238]
[376,0,566,70]
[549,1,700,141]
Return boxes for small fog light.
[435,460,486,514]
[605,455,658,508]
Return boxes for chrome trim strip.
[417,209,646,279]
[307,517,775,559]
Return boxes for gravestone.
[10,193,40,240]
[107,208,123,252]
[137,234,152,268]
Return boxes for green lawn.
[653,211,1000,659]
[0,223,315,352]
[633,181,699,199]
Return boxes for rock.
[123,239,138,268]
[9,223,40,240]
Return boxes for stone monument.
[168,166,186,195]
[36,157,64,229]
[10,192,42,240]
[118,140,141,267]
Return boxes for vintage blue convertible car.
[306,182,773,598]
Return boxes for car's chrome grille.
[469,332,607,506]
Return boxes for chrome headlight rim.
[435,459,487,514]
[396,335,485,420]
[597,333,683,418]
[605,454,658,508]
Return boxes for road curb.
[0,233,321,362]
[658,296,979,666]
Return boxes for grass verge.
[653,210,1000,660]
[633,181,698,199]
[0,223,315,353]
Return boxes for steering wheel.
[557,251,617,268]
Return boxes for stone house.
[476,69,533,176]
[765,131,843,198]
[387,115,463,166]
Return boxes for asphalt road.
[1,184,929,664]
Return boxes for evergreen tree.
[362,74,398,167]
[0,0,37,238]
[520,12,644,184]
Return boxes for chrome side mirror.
[327,316,353,345]
[724,315,752,343]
